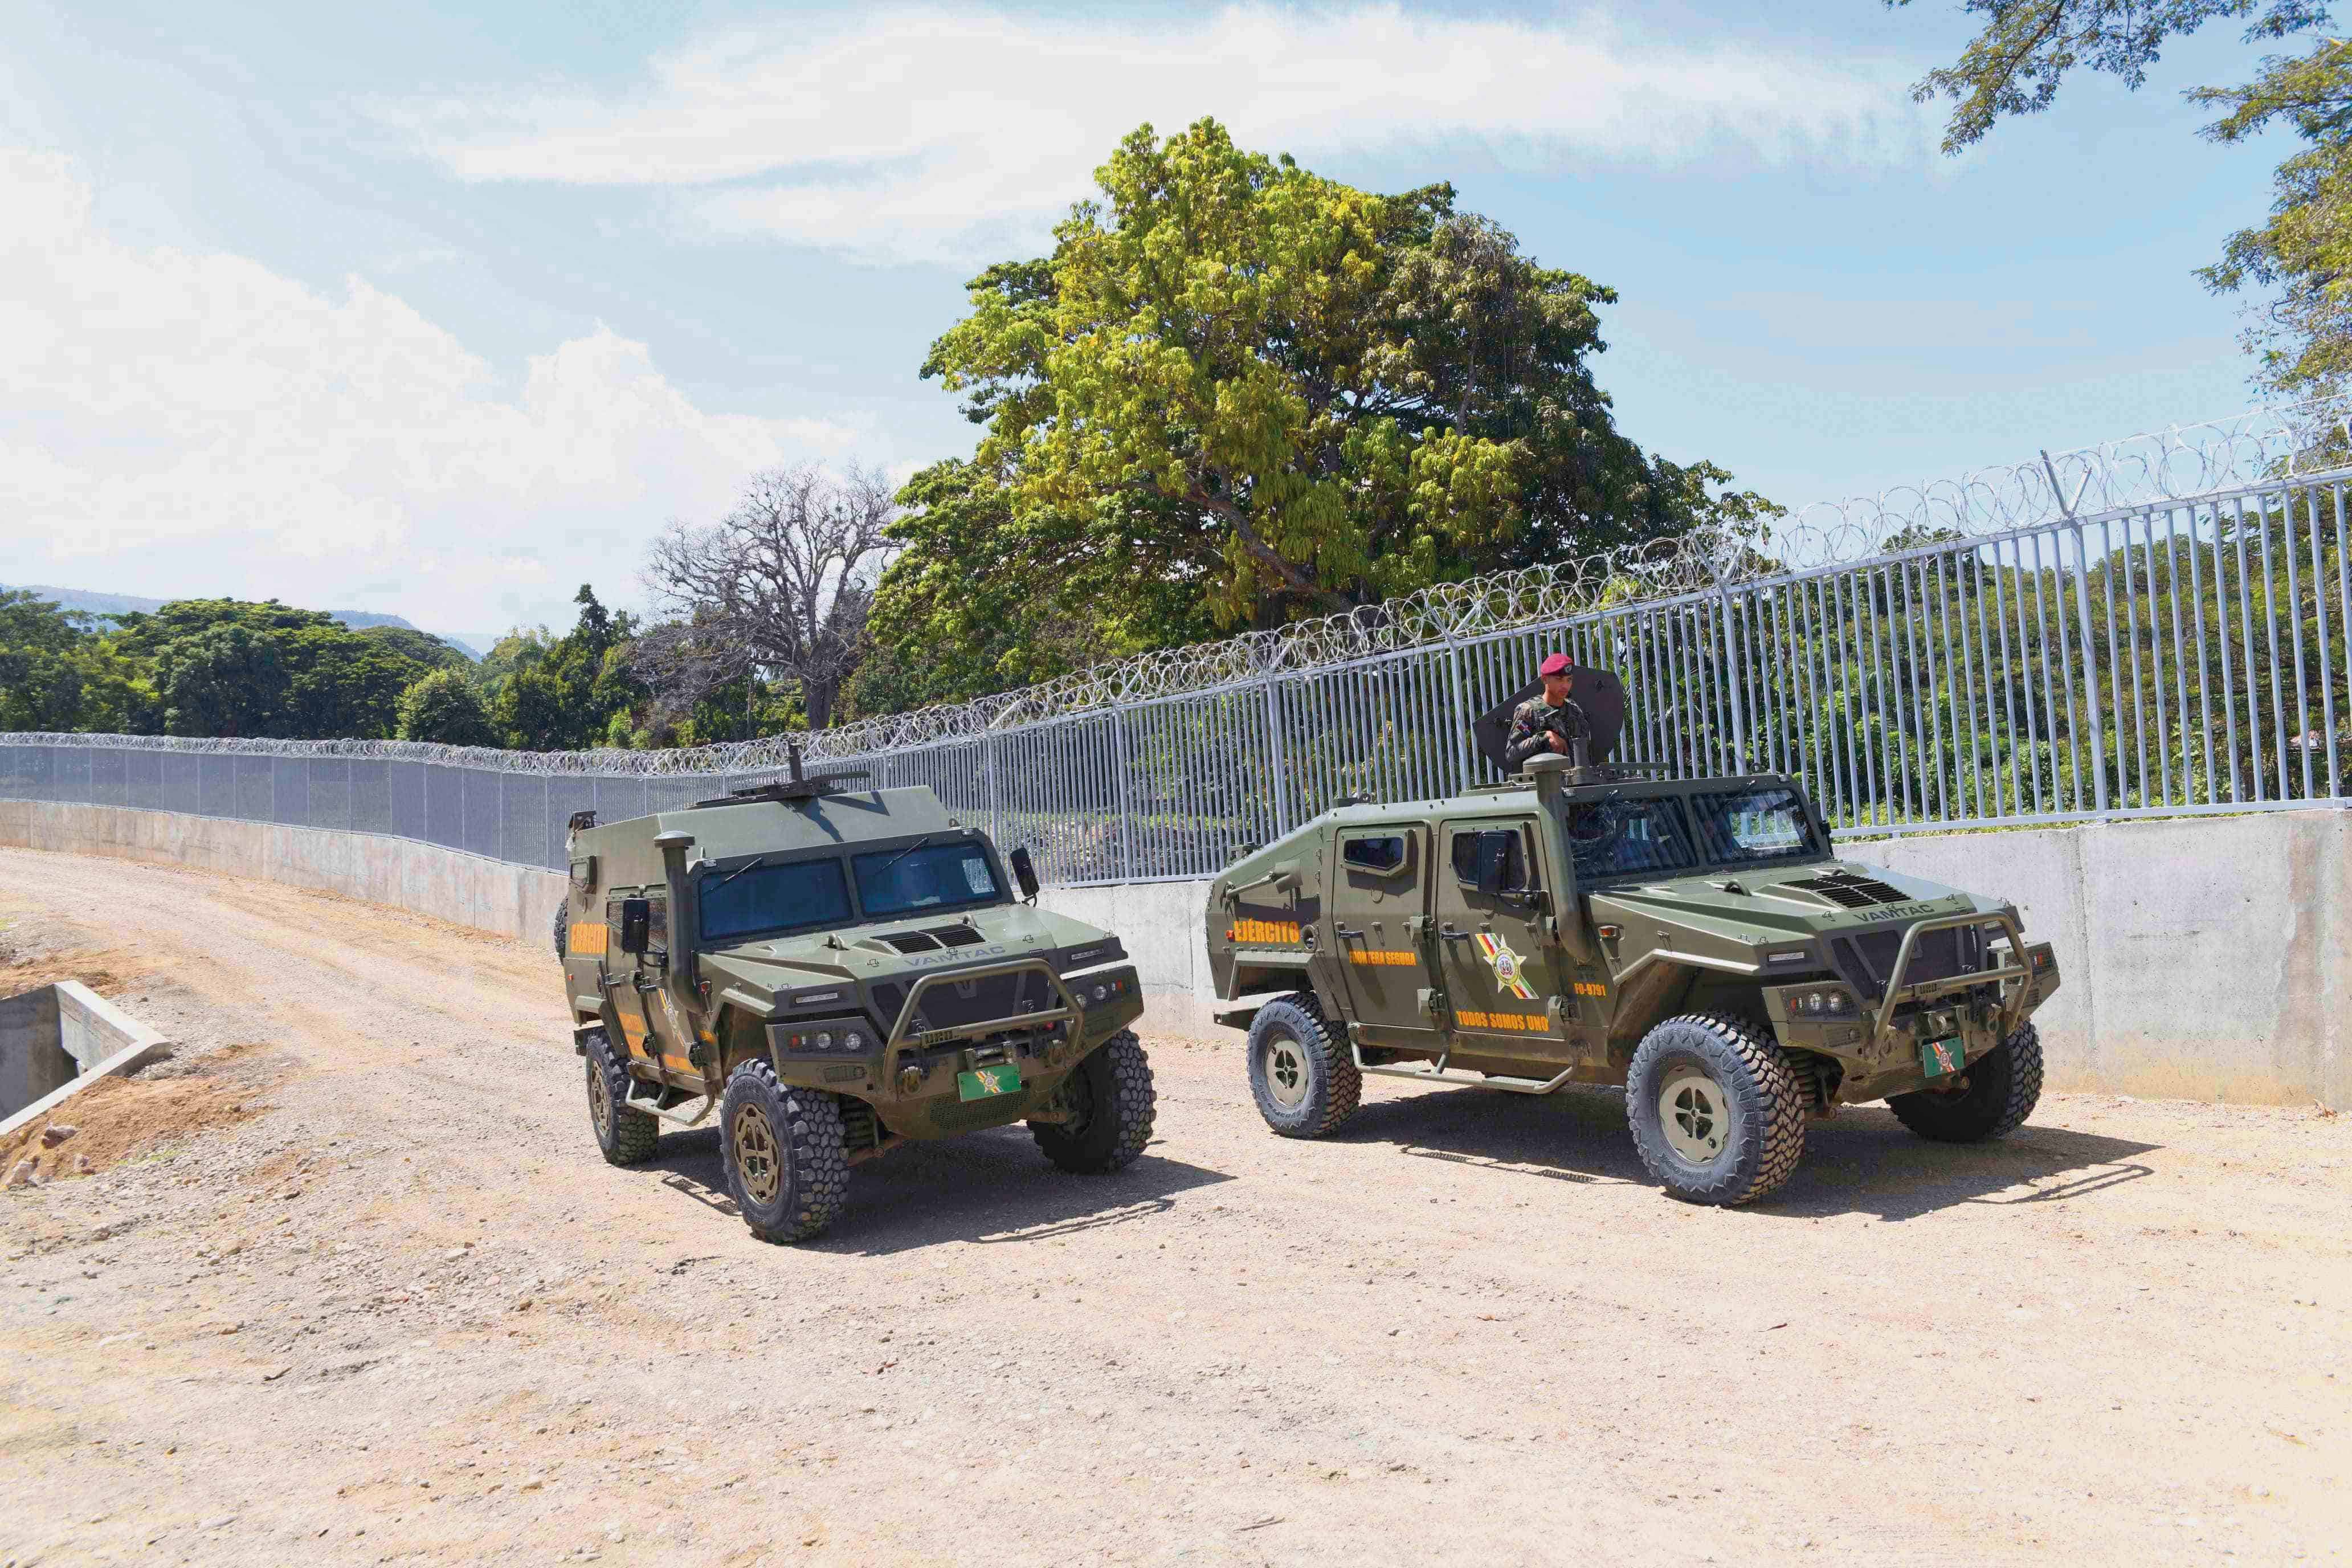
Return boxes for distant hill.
[1,583,476,661]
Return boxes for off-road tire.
[1030,1031,1157,1174]
[1626,1014,1805,1207]
[719,1059,849,1244]
[1247,992,1361,1139]
[1888,1022,2044,1143]
[552,901,569,961]
[583,1028,658,1167]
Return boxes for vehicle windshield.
[1562,797,1700,880]
[1684,786,1826,867]
[853,839,1003,920]
[700,858,854,942]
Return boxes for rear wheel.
[1246,993,1360,1139]
[719,1059,850,1243]
[1030,1031,1157,1174]
[1626,1014,1805,1206]
[552,901,570,961]
[583,1027,658,1167]
[1888,1023,2043,1143]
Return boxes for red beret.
[1539,653,1574,677]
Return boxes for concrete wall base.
[5,799,2342,1107]
[0,800,567,952]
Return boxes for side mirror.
[618,897,652,956]
[1008,846,1040,903]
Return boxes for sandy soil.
[1,845,2347,1568]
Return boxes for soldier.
[1502,652,1586,771]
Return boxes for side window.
[1341,833,1409,877]
[1451,827,1532,891]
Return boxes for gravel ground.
[1,846,2347,1567]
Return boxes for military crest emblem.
[1474,932,1538,1000]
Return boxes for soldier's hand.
[1546,732,1567,754]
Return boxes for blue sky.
[1,0,2298,644]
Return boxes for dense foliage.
[895,119,1773,684]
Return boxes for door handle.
[1334,925,1365,940]
[1439,925,1472,942]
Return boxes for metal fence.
[6,405,2349,887]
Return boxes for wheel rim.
[732,1102,782,1208]
[587,1058,613,1140]
[1263,1035,1309,1110]
[1657,1063,1729,1165]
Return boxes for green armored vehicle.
[554,748,1154,1242]
[1204,669,2061,1206]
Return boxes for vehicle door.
[1328,825,1442,1051]
[1432,818,1565,1052]
[606,891,691,1074]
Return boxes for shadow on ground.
[1336,1084,2161,1222]
[636,1127,1234,1256]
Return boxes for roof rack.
[691,741,871,808]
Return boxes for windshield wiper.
[710,854,773,892]
[875,834,936,875]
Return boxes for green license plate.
[1921,1036,1966,1079]
[957,1064,1023,1101]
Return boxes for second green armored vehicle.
[1203,669,2062,1207]
[553,747,1153,1243]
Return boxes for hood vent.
[1779,872,1913,910]
[863,925,987,956]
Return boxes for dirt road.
[2,846,2347,1567]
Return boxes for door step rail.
[627,1088,716,1126]
[1349,1044,1574,1096]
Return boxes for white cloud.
[0,149,854,632]
[390,5,1937,263]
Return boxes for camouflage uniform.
[1503,697,1587,771]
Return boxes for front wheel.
[1246,993,1360,1138]
[719,1059,850,1244]
[1888,1023,2044,1143]
[1030,1031,1157,1174]
[584,1027,658,1167]
[1626,1014,1805,1207]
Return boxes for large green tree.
[856,459,1207,712]
[1896,2,2349,427]
[915,119,1773,652]
[396,668,499,748]
[0,591,150,733]
[108,600,423,740]
[481,586,644,752]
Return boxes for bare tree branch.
[636,462,898,730]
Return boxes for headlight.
[1092,983,1109,1002]
[842,1030,865,1052]
[1792,989,1856,1018]
[815,1031,834,1050]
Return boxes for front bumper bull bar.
[880,958,1087,1085]
[1860,910,2034,1054]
